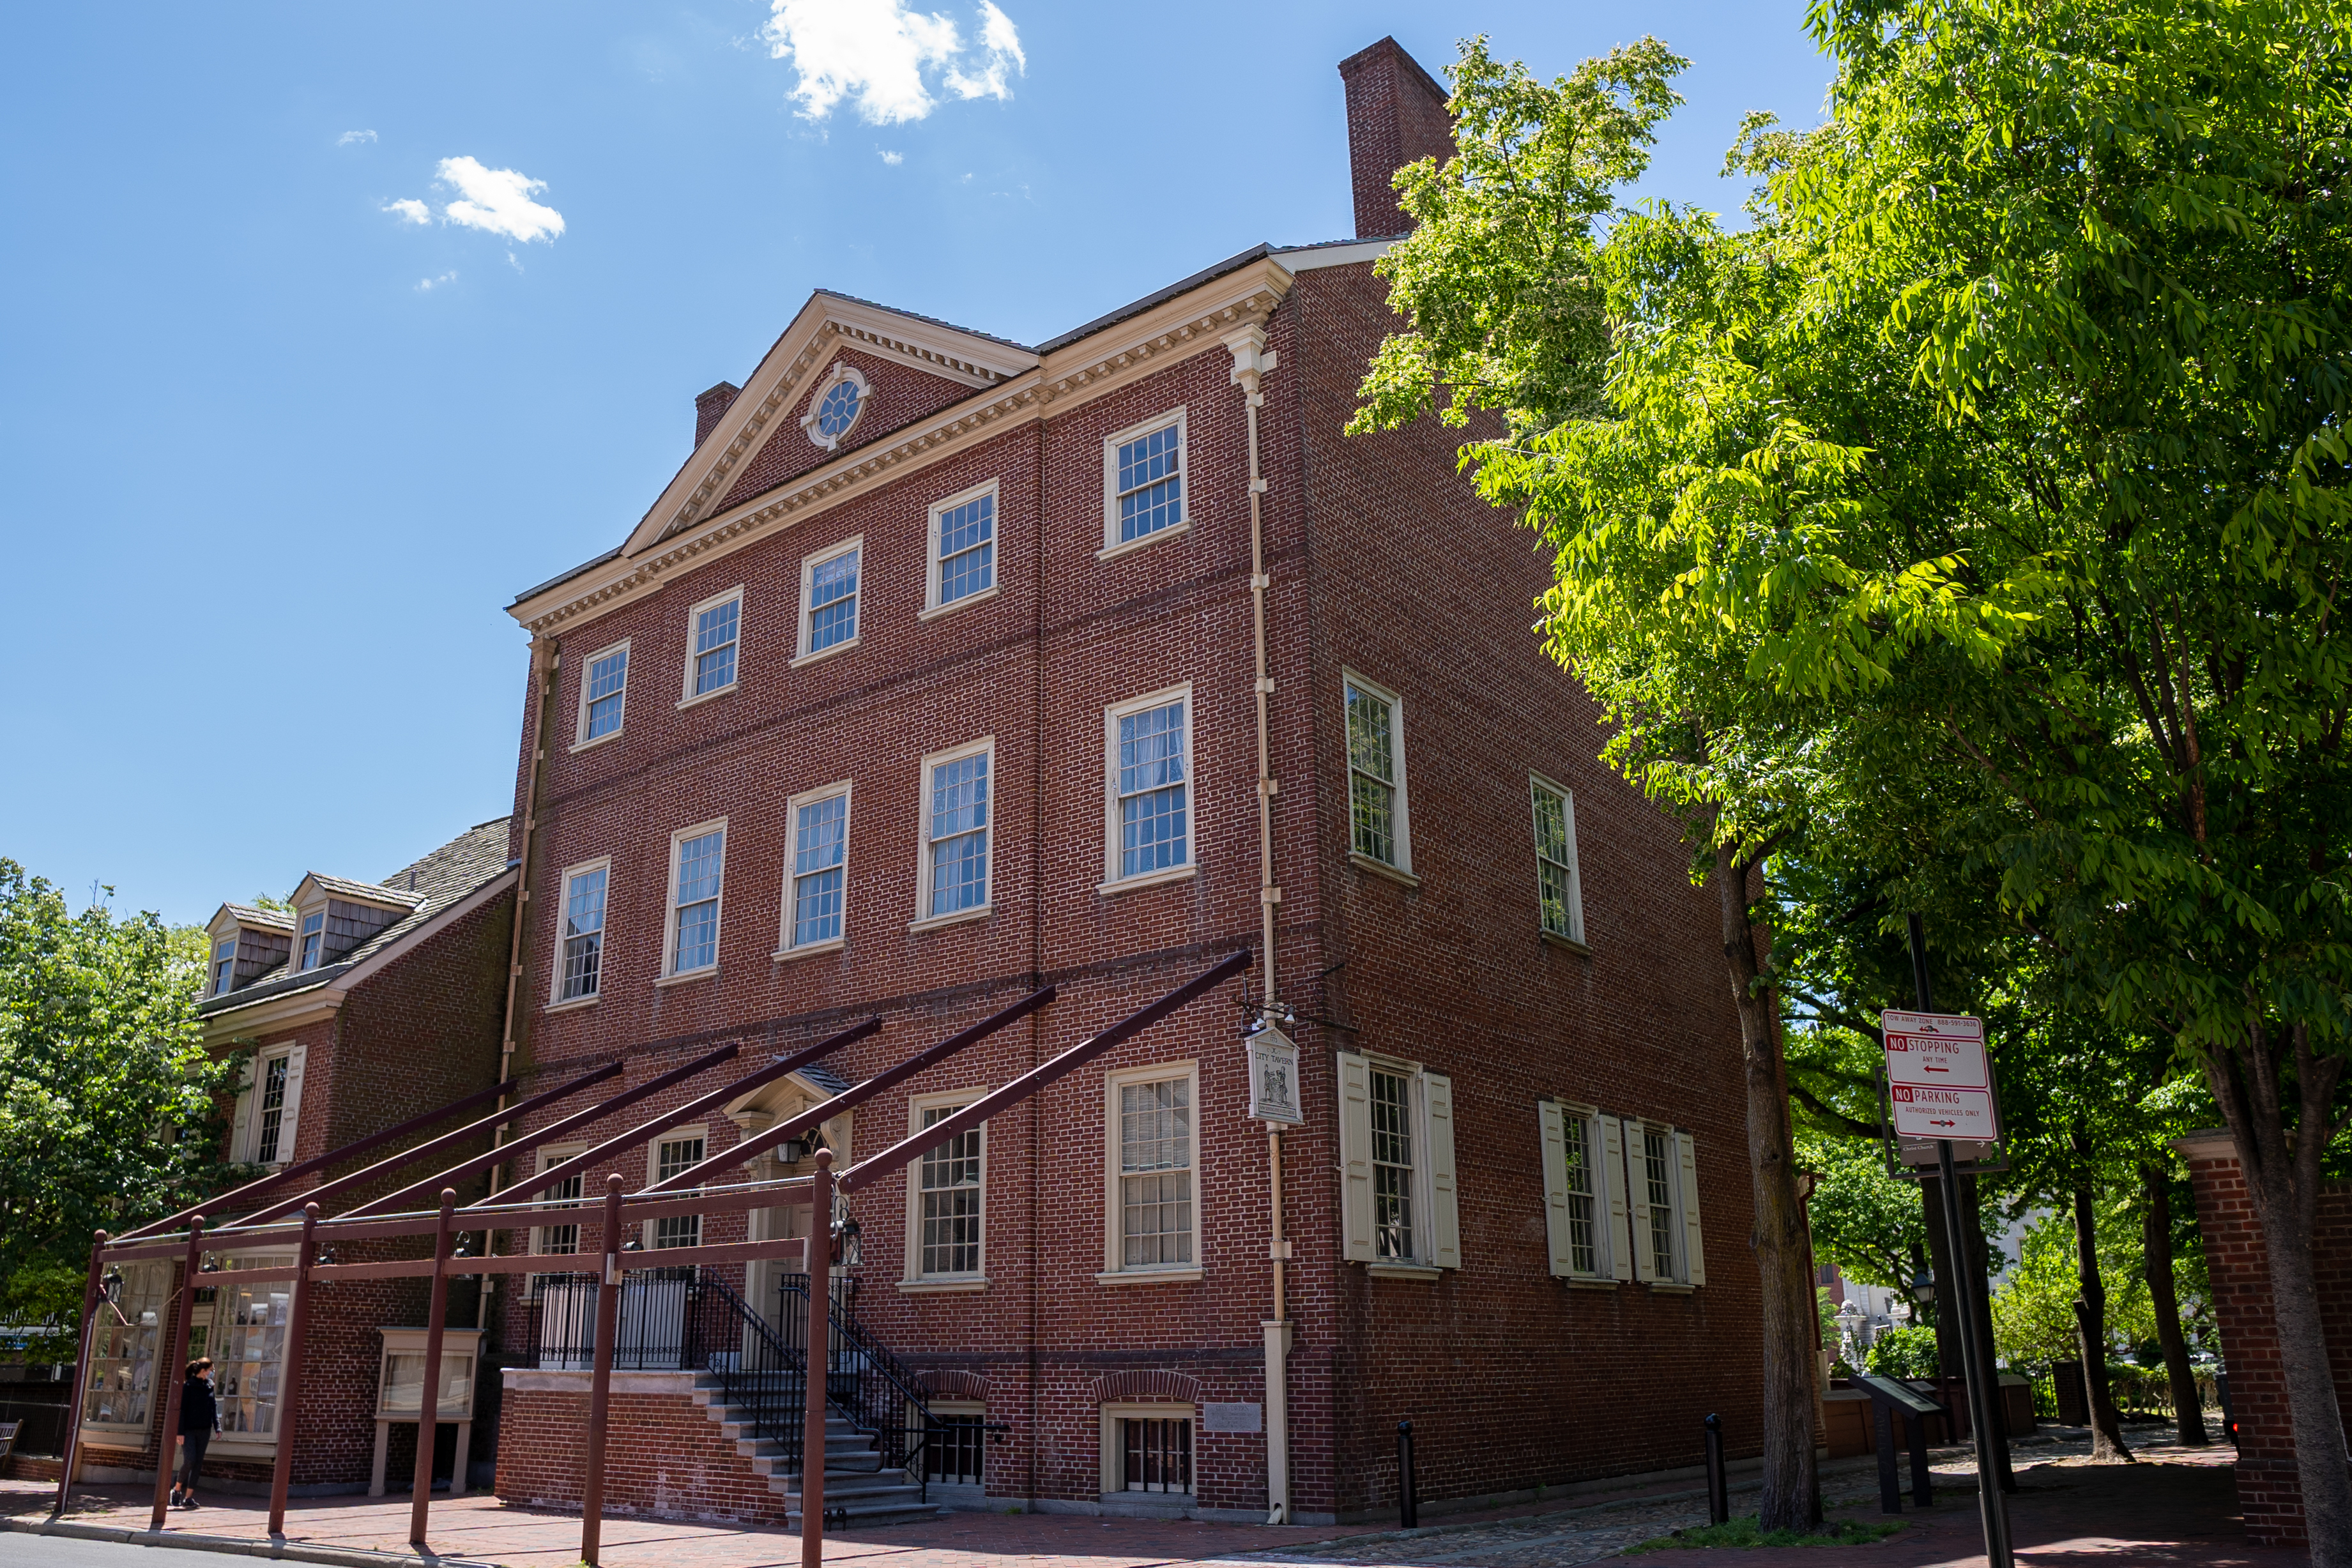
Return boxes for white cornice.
[513,259,1294,638]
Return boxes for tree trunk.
[1962,1174,2015,1488]
[2071,1180,2133,1461]
[2205,1022,2352,1567]
[1920,1178,1962,1374]
[1713,840,1819,1531]
[2140,1164,2208,1446]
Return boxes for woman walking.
[169,1358,218,1509]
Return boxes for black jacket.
[178,1378,218,1436]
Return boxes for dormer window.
[211,938,237,997]
[298,911,325,971]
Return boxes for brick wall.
[2179,1130,2352,1548]
[496,1376,790,1525]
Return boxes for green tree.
[0,862,234,1334]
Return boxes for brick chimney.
[1338,37,1455,239]
[694,381,742,448]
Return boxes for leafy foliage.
[1867,1325,1941,1379]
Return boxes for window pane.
[791,795,848,946]
[1370,1069,1414,1261]
[654,1138,705,1249]
[692,600,739,696]
[919,1106,982,1275]
[255,1054,290,1164]
[586,648,629,739]
[213,938,236,997]
[1122,1417,1191,1493]
[938,494,995,604]
[298,911,324,971]
[539,1153,584,1255]
[1532,785,1575,937]
[1120,1078,1193,1267]
[1645,1130,1677,1279]
[1562,1115,1596,1276]
[208,1261,291,1436]
[808,549,859,652]
[673,830,724,971]
[928,754,989,916]
[1117,701,1188,877]
[1347,687,1398,864]
[560,867,607,1000]
[1115,425,1183,542]
[82,1262,169,1427]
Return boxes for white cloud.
[764,0,1023,125]
[878,149,904,165]
[416,271,458,292]
[383,198,431,225]
[435,156,565,243]
[338,129,378,146]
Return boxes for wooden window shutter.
[1424,1071,1460,1270]
[1676,1129,1705,1286]
[275,1046,308,1167]
[1599,1112,1632,1283]
[1621,1116,1656,1283]
[1336,1051,1375,1262]
[1538,1101,1573,1278]
[229,1054,257,1164]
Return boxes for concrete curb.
[0,1515,503,1568]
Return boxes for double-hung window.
[296,910,325,971]
[579,641,630,743]
[1626,1120,1706,1286]
[533,1148,587,1256]
[211,937,237,997]
[1531,777,1585,943]
[1336,1052,1459,1271]
[906,1094,984,1283]
[917,742,991,924]
[1103,1063,1197,1277]
[783,786,850,952]
[1539,1101,1626,1281]
[1343,675,1411,873]
[232,1046,306,1167]
[555,862,608,1002]
[1102,410,1186,552]
[797,539,861,662]
[684,590,742,701]
[1104,687,1191,888]
[666,823,726,976]
[652,1135,706,1250]
[928,484,997,612]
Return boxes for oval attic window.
[814,378,862,445]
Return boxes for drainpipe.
[488,637,558,1251]
[1225,324,1290,1525]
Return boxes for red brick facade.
[484,40,1766,1528]
[2177,1129,2352,1549]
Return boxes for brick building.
[482,36,1768,1528]
[73,819,514,1495]
[2175,1129,2352,1549]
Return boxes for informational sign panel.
[1246,1026,1303,1125]
[1881,1010,2001,1141]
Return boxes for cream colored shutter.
[1600,1112,1632,1283]
[1539,1102,1573,1277]
[229,1054,257,1164]
[1677,1130,1705,1286]
[1424,1071,1460,1270]
[1337,1052,1375,1261]
[1623,1116,1656,1283]
[274,1046,307,1166]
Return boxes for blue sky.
[0,1,1832,928]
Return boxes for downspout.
[490,638,558,1217]
[1225,323,1290,1524]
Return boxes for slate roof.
[795,1063,853,1097]
[200,817,516,1020]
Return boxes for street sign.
[1882,1010,2001,1141]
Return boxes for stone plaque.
[1202,1401,1262,1434]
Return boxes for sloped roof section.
[221,903,296,932]
[200,818,516,1019]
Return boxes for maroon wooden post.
[408,1191,456,1547]
[581,1174,625,1567]
[266,1204,319,1537]
[800,1152,832,1568]
[148,1216,205,1530]
[49,1231,107,1518]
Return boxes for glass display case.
[369,1327,482,1497]
[80,1262,169,1435]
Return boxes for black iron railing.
[525,1267,702,1371]
[779,1273,947,1497]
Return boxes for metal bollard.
[1704,1413,1729,1525]
[1397,1419,1417,1529]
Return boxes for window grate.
[1122,1417,1191,1493]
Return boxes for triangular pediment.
[620,293,1038,559]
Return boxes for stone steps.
[689,1373,946,1528]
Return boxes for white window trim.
[646,1125,711,1251]
[1623,1118,1706,1288]
[572,637,632,752]
[233,1044,306,1167]
[1539,1099,1620,1284]
[1341,669,1413,876]
[1099,682,1197,895]
[910,736,995,931]
[661,818,729,980]
[801,360,869,452]
[677,586,745,708]
[530,1143,592,1258]
[1097,407,1189,560]
[792,535,864,667]
[1099,1060,1203,1283]
[903,1088,987,1288]
[1099,1402,1197,1496]
[924,479,1001,616]
[777,782,853,958]
[294,906,327,972]
[547,856,613,1009]
[1336,1050,1458,1275]
[211,936,238,998]
[1531,772,1587,948]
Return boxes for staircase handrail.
[692,1273,811,1481]
[781,1273,945,1498]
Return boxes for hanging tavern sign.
[1247,1026,1303,1125]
